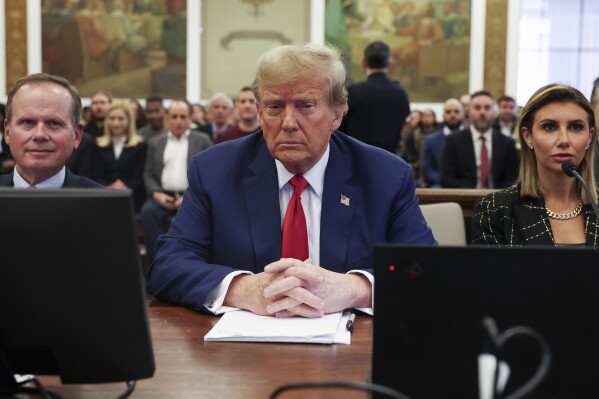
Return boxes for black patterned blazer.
[471,185,599,247]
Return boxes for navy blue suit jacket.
[420,129,446,188]
[0,169,103,188]
[147,131,435,312]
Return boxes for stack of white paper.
[204,310,351,344]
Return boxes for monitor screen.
[0,188,155,393]
[372,244,599,399]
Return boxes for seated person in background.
[441,90,519,188]
[0,103,16,174]
[191,103,207,129]
[137,95,168,141]
[147,43,436,318]
[84,91,112,139]
[493,94,519,138]
[214,87,261,144]
[591,77,599,185]
[0,73,101,188]
[198,93,233,141]
[92,100,147,211]
[421,98,464,188]
[471,84,598,247]
[140,100,212,263]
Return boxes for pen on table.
[346,313,356,333]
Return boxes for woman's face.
[522,101,594,176]
[107,108,129,138]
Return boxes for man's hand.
[152,191,177,211]
[108,179,127,190]
[263,258,372,318]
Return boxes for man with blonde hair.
[148,44,434,318]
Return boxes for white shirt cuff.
[347,269,374,316]
[204,270,253,315]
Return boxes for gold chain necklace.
[545,200,583,220]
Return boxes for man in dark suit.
[0,73,101,188]
[421,98,464,187]
[147,44,435,318]
[441,90,519,188]
[339,40,410,154]
[140,100,212,263]
[197,93,233,141]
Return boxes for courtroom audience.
[493,95,519,138]
[140,100,212,263]
[441,90,519,188]
[421,98,464,187]
[198,93,234,141]
[460,93,471,127]
[146,43,435,318]
[129,99,147,130]
[0,73,101,188]
[214,87,260,144]
[92,101,147,211]
[191,103,208,129]
[138,95,168,141]
[472,84,598,247]
[400,109,422,158]
[0,103,15,174]
[84,90,112,138]
[339,40,410,154]
[405,108,439,177]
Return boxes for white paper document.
[204,310,352,344]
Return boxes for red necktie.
[480,135,489,188]
[282,175,309,260]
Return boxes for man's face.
[237,90,258,123]
[4,82,82,185]
[209,98,232,125]
[258,79,342,174]
[499,100,517,123]
[145,101,165,130]
[443,102,463,130]
[90,93,110,120]
[167,101,191,138]
[470,95,495,132]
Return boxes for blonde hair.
[517,84,597,204]
[97,100,143,148]
[252,43,348,115]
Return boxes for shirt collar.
[112,136,127,145]
[167,130,190,141]
[471,125,492,141]
[13,167,66,188]
[276,143,330,199]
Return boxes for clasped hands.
[227,258,371,318]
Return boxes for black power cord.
[269,381,412,399]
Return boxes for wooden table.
[14,301,373,399]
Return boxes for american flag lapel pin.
[340,195,350,206]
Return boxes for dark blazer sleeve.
[492,133,519,188]
[440,132,463,188]
[143,136,164,195]
[471,187,522,245]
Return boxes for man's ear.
[73,124,83,150]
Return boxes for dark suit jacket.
[0,169,103,188]
[339,72,410,153]
[594,139,599,186]
[66,132,94,179]
[147,131,436,312]
[420,129,445,188]
[471,185,599,247]
[441,128,519,188]
[143,131,212,195]
[92,140,147,211]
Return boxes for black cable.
[269,381,412,399]
[116,381,137,399]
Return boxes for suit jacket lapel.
[155,135,167,178]
[243,141,281,270]
[320,138,357,270]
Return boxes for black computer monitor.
[372,245,599,399]
[0,188,155,394]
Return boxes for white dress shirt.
[204,144,374,315]
[161,131,190,192]
[112,136,127,160]
[13,167,66,189]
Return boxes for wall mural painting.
[41,0,187,99]
[326,0,471,102]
